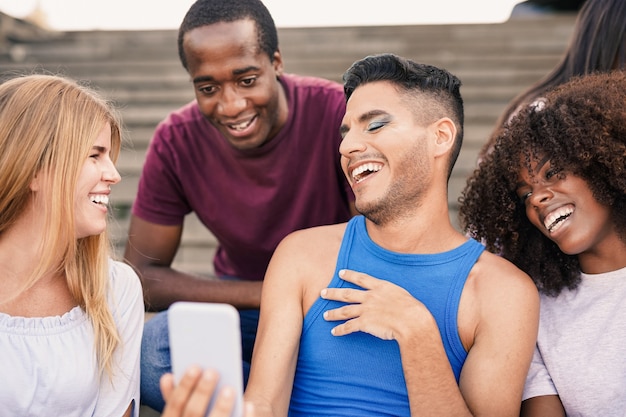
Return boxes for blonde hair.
[0,74,123,376]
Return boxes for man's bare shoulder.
[288,222,348,239]
[458,249,539,352]
[265,222,349,312]
[276,222,348,259]
[472,251,536,290]
[465,250,539,316]
[267,222,348,280]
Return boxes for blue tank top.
[289,216,485,416]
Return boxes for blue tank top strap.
[444,238,485,365]
[301,216,361,334]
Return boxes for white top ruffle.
[0,260,144,417]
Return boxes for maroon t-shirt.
[132,74,354,281]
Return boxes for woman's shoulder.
[107,259,144,312]
[109,258,140,285]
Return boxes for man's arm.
[452,254,539,416]
[245,225,344,417]
[123,215,262,311]
[243,233,306,417]
[520,396,565,417]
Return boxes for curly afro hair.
[459,70,626,296]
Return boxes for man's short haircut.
[343,53,464,178]
[178,0,279,70]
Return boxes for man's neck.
[363,205,465,255]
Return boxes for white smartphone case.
[168,301,243,417]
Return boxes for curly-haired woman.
[460,70,626,416]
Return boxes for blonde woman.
[0,74,144,416]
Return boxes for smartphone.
[168,301,243,417]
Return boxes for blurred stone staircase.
[0,12,577,277]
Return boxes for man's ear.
[273,50,284,77]
[432,117,456,158]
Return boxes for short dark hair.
[343,53,464,178]
[177,0,279,71]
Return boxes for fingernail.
[220,386,234,398]
[188,367,202,377]
[201,369,217,381]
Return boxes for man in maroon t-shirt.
[124,0,355,411]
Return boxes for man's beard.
[356,180,427,227]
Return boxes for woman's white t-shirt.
[0,260,144,417]
[523,266,626,416]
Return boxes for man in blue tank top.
[244,54,540,416]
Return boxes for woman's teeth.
[90,195,109,205]
[544,206,573,232]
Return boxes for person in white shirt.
[0,74,144,417]
[460,70,626,416]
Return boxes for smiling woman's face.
[516,155,614,258]
[73,123,121,239]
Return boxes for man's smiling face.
[183,19,287,151]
